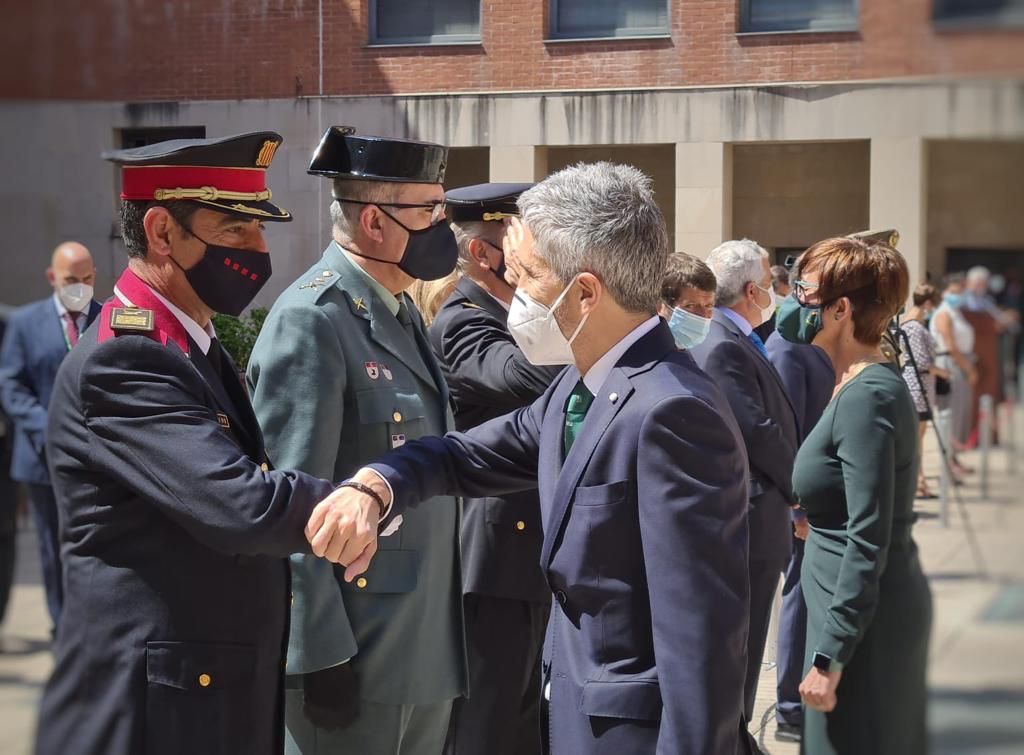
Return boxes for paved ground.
[1,408,1022,754]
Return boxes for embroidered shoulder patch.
[110,307,155,332]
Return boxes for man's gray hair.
[517,162,668,313]
[967,265,990,282]
[706,239,769,307]
[329,179,401,240]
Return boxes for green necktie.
[563,379,595,456]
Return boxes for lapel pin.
[609,392,619,403]
[216,413,231,429]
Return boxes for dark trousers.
[0,500,15,624]
[444,594,549,755]
[775,537,806,726]
[744,557,787,722]
[27,484,62,629]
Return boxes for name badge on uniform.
[391,433,406,448]
[109,307,154,332]
[216,413,231,429]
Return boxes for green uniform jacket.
[247,242,467,705]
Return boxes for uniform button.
[321,270,333,277]
[260,462,269,472]
[556,590,567,605]
[516,520,526,531]
[290,592,294,605]
[356,577,368,589]
[392,412,403,423]
[198,673,212,688]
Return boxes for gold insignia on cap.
[482,211,517,221]
[110,307,154,332]
[255,140,280,168]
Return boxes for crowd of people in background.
[0,127,1022,755]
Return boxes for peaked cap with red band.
[102,131,291,222]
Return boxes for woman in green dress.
[776,237,932,755]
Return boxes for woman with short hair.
[776,237,932,755]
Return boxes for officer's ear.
[466,238,490,270]
[359,204,386,244]
[576,272,602,316]
[142,207,177,258]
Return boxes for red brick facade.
[4,0,1023,101]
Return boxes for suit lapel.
[404,297,449,409]
[714,310,800,427]
[187,338,258,454]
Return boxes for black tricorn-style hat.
[308,126,447,184]
[445,182,534,223]
[102,131,291,221]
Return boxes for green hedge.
[212,307,268,370]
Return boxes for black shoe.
[775,721,802,743]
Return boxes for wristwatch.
[812,652,843,673]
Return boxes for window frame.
[546,0,672,42]
[737,0,860,35]
[367,0,482,47]
[932,0,1024,30]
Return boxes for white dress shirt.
[581,315,660,397]
[718,306,753,337]
[52,294,89,344]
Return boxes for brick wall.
[3,0,1023,101]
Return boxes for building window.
[740,0,858,33]
[933,0,1024,28]
[369,0,480,45]
[549,0,670,40]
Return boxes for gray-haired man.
[309,162,753,754]
[688,239,801,738]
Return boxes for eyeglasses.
[792,279,819,303]
[336,198,447,225]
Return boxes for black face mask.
[347,208,459,282]
[482,239,507,282]
[173,232,272,317]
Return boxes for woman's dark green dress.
[792,363,932,754]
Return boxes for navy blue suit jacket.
[0,297,101,484]
[370,322,751,755]
[688,310,800,564]
[765,331,834,439]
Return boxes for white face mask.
[753,283,776,327]
[58,283,94,313]
[507,277,589,366]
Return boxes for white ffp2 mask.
[507,278,589,366]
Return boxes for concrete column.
[869,138,928,290]
[674,142,732,257]
[489,145,549,182]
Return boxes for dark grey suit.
[765,330,834,727]
[688,310,800,722]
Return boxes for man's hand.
[502,216,535,285]
[305,469,391,582]
[794,517,809,541]
[799,667,842,712]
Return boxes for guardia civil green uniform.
[247,128,466,755]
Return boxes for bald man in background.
[0,242,100,633]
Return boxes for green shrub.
[212,307,268,370]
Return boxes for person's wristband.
[337,480,385,521]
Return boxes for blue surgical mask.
[944,293,963,309]
[668,307,712,350]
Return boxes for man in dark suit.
[765,327,834,742]
[310,163,753,755]
[0,242,101,631]
[687,239,800,739]
[0,312,19,646]
[431,183,562,755]
[35,132,371,755]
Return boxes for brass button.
[516,520,526,531]
[198,673,212,688]
[392,411,402,423]
[356,577,368,589]
[260,462,269,472]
